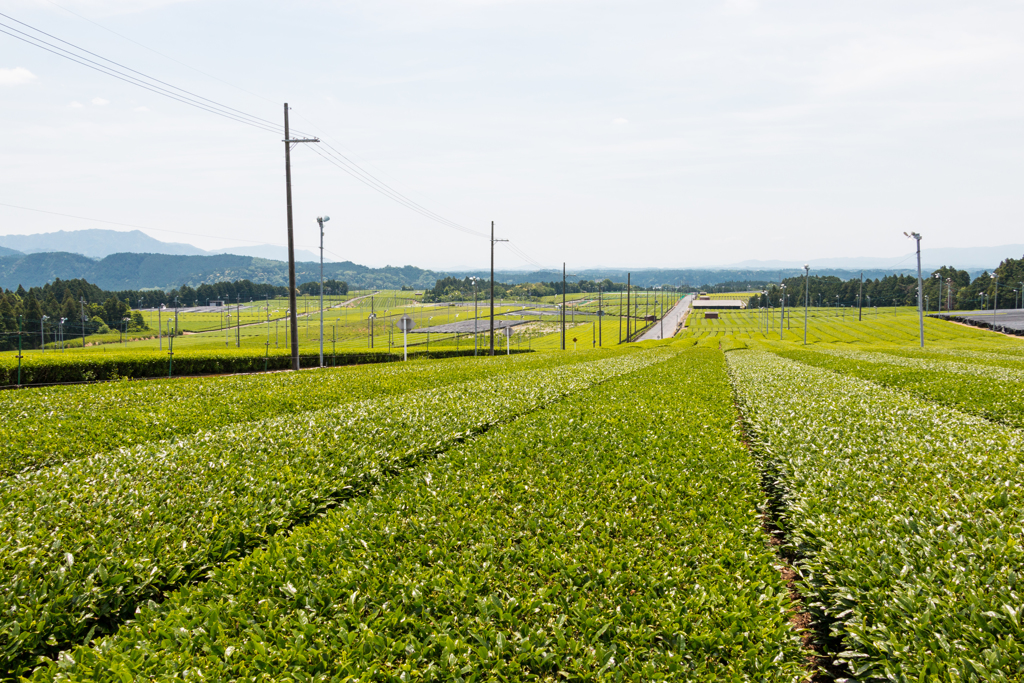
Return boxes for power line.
[0,21,282,134]
[43,0,279,107]
[2,11,494,243]
[306,145,488,239]
[0,11,285,132]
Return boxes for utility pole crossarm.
[283,103,321,371]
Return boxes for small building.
[692,299,745,310]
[209,300,225,307]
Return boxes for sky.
[2,0,1024,270]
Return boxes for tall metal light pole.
[317,216,330,367]
[803,265,810,345]
[561,263,566,350]
[489,221,507,356]
[992,272,998,325]
[283,103,319,370]
[935,273,942,314]
[470,276,479,356]
[779,283,786,340]
[904,231,924,347]
[41,315,48,351]
[858,271,864,321]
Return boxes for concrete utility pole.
[561,263,566,350]
[626,273,631,341]
[858,271,864,321]
[317,216,330,367]
[79,297,87,348]
[803,265,810,345]
[489,220,507,356]
[905,231,924,348]
[283,103,319,370]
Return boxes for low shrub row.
[0,346,521,387]
[0,350,670,677]
[769,345,1024,429]
[730,350,1024,681]
[0,348,611,477]
[31,348,805,681]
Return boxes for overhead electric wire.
[307,145,488,239]
[502,241,550,270]
[313,141,488,238]
[0,26,281,134]
[0,12,286,134]
[43,0,279,107]
[2,11,503,246]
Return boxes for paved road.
[636,294,694,341]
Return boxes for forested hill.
[0,252,440,291]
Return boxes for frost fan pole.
[283,103,319,370]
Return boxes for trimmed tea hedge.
[0,348,612,477]
[0,350,669,677]
[0,346,520,387]
[31,348,805,681]
[730,350,1024,681]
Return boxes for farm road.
[636,294,694,341]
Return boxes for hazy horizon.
[4,1,1024,269]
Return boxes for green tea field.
[4,303,1024,681]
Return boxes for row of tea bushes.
[31,348,805,681]
[0,346,506,387]
[0,348,616,476]
[730,350,1024,681]
[768,345,1024,429]
[0,350,671,676]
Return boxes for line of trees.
[422,277,687,303]
[747,258,1024,311]
[0,277,347,352]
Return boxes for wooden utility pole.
[282,103,319,370]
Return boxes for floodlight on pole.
[779,283,786,340]
[803,264,809,345]
[317,215,330,368]
[992,272,998,325]
[904,231,924,347]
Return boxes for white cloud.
[0,67,36,86]
[92,97,109,106]
[69,101,84,108]
[134,106,150,112]
[613,117,628,124]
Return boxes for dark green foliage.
[29,348,805,682]
[0,347,510,387]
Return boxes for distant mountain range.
[0,252,440,291]
[722,244,1024,271]
[0,229,322,262]
[0,228,1017,291]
